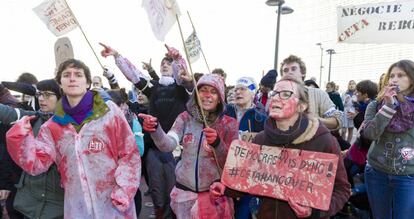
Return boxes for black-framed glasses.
[35,91,56,99]
[268,90,294,100]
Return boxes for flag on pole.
[184,31,201,63]
[142,0,181,41]
[33,0,78,37]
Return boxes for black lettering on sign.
[378,19,414,31]
[299,160,325,174]
[341,4,402,17]
[288,158,297,168]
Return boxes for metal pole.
[328,52,332,82]
[319,46,323,86]
[274,3,282,70]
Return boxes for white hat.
[236,77,257,92]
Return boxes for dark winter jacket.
[225,104,267,133]
[327,91,344,111]
[0,100,35,192]
[115,55,191,132]
[0,102,63,218]
[14,115,64,219]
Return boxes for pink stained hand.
[203,127,218,145]
[287,196,312,218]
[20,115,37,133]
[209,182,225,199]
[99,42,118,58]
[138,113,158,132]
[165,44,182,60]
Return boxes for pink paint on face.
[269,81,300,120]
[198,85,220,112]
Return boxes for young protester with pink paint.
[6,59,141,219]
[140,74,238,219]
[210,75,350,218]
[100,43,193,219]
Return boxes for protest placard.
[54,37,74,73]
[222,140,339,210]
[142,0,181,41]
[33,0,78,37]
[185,31,201,63]
[239,132,257,143]
[337,0,414,43]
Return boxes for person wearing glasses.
[6,59,141,219]
[0,79,64,219]
[210,75,350,218]
[279,55,343,130]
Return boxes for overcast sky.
[1,0,282,88]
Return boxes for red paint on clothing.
[183,133,194,144]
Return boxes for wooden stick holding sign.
[222,140,339,211]
[63,0,104,69]
[187,11,211,73]
[175,14,207,127]
[175,14,223,175]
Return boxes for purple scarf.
[62,91,94,125]
[379,96,414,133]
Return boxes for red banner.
[221,140,339,210]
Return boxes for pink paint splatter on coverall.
[6,101,141,219]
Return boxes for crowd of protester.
[1,43,413,219]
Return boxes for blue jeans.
[365,164,414,219]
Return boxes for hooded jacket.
[227,116,350,219]
[151,74,239,192]
[6,92,141,219]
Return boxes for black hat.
[36,79,61,99]
[304,79,319,88]
[260,69,278,88]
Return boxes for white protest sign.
[337,0,414,43]
[185,31,201,63]
[142,0,181,41]
[239,132,257,143]
[33,0,78,37]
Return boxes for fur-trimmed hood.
[186,74,226,125]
